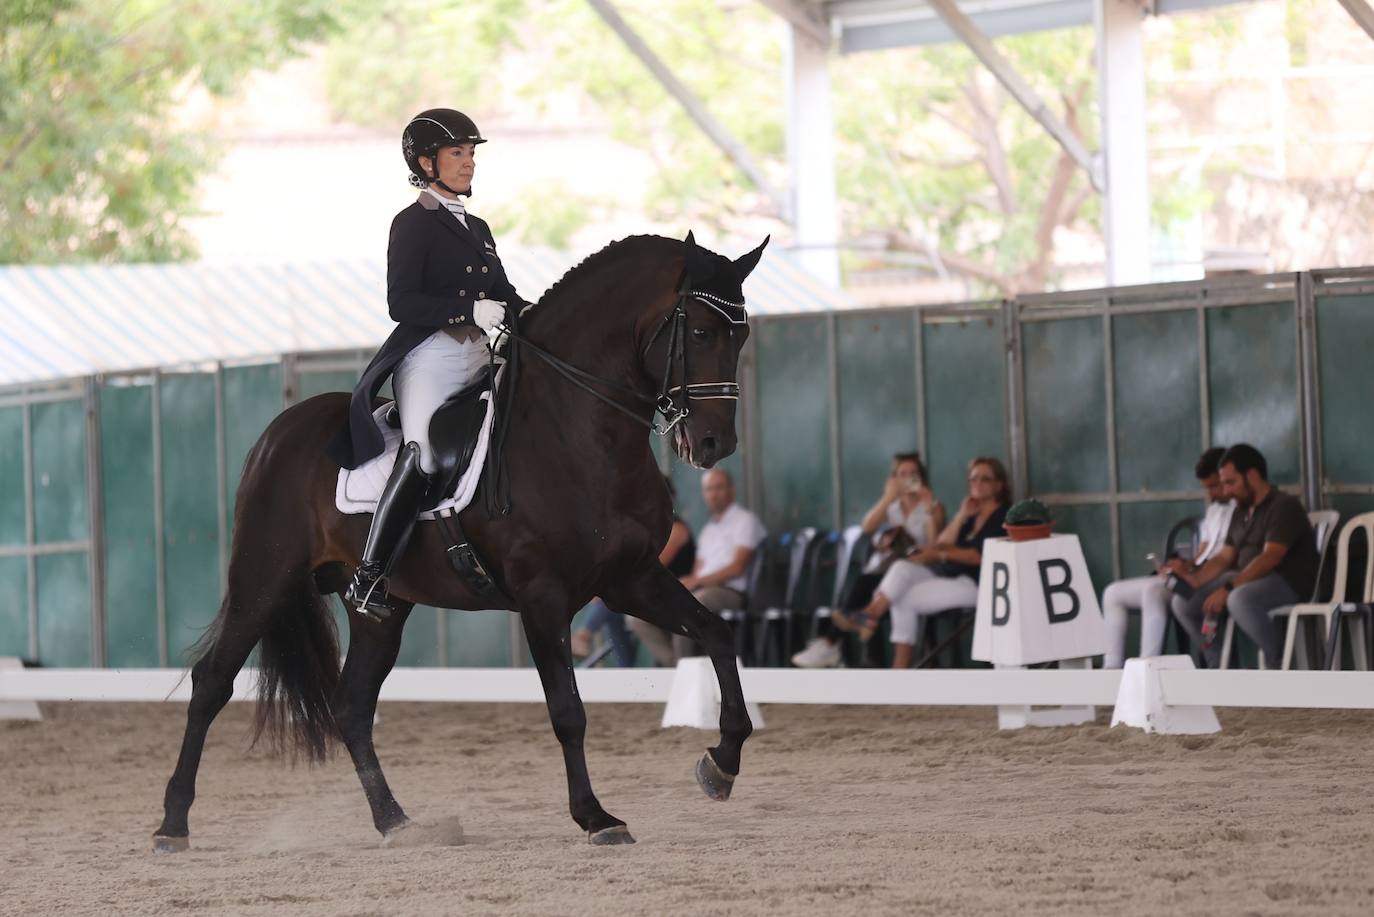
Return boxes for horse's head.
[645,231,767,469]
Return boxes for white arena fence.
[4,666,1374,712]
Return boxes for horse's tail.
[248,572,341,763]
[188,401,343,764]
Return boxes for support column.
[1096,0,1152,286]
[784,23,841,287]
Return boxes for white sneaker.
[792,638,841,669]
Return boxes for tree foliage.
[0,0,339,263]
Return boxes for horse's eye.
[692,327,710,340]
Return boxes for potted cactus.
[1004,498,1055,542]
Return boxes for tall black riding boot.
[345,442,431,618]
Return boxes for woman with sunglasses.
[833,456,1010,668]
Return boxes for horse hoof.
[589,825,636,846]
[152,834,189,854]
[696,750,735,802]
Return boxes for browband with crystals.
[692,291,748,325]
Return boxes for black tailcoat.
[327,193,525,469]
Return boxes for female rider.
[327,108,526,616]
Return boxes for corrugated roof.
[0,247,852,385]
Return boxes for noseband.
[498,276,746,437]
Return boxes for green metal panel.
[754,318,833,532]
[0,557,27,657]
[1024,317,1107,496]
[36,552,90,666]
[223,363,284,526]
[1116,500,1202,581]
[1207,302,1299,484]
[99,383,160,667]
[160,373,221,664]
[296,369,360,402]
[0,407,24,545]
[922,313,1006,511]
[447,609,514,666]
[395,604,443,667]
[1049,503,1113,599]
[1316,294,1374,486]
[1331,495,1374,520]
[1113,311,1202,493]
[31,399,88,543]
[836,313,919,525]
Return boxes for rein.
[496,279,746,438]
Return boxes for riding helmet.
[402,108,486,188]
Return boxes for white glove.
[474,299,506,331]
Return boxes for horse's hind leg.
[152,593,270,853]
[520,598,632,845]
[605,564,753,800]
[332,602,415,840]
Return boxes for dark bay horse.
[153,232,766,852]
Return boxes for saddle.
[384,364,494,511]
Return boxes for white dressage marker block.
[972,535,1108,729]
[996,657,1096,729]
[1110,655,1221,735]
[0,657,41,721]
[972,534,1107,666]
[661,657,764,730]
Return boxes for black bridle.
[495,276,746,437]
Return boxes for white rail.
[3,664,1373,710]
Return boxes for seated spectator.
[1100,446,1235,668]
[832,456,1010,669]
[628,468,765,666]
[571,475,695,666]
[792,451,944,668]
[1169,443,1319,667]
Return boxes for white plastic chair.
[1278,511,1374,670]
[1220,509,1339,670]
[810,524,869,637]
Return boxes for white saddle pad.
[335,380,498,521]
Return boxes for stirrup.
[346,565,397,620]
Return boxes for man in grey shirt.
[1169,443,1318,666]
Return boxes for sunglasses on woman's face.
[968,474,995,483]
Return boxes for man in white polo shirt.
[630,468,766,665]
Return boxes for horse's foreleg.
[606,564,753,800]
[333,602,414,839]
[519,606,632,845]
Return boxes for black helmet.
[402,108,486,189]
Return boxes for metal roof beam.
[755,0,832,47]
[1336,0,1374,42]
[585,0,793,221]
[923,0,1104,191]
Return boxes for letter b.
[1038,558,1079,623]
[990,562,1011,626]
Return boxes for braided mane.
[530,234,683,314]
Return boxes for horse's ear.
[733,235,769,280]
[683,230,696,250]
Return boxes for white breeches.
[1100,575,1172,668]
[877,559,979,646]
[392,331,490,475]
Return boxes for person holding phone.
[792,452,943,668]
[1098,447,1235,668]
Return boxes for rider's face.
[421,144,475,195]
